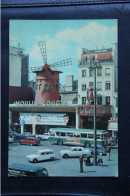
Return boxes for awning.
[88,55,95,59]
[97,53,112,60]
[81,55,87,60]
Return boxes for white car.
[27,149,56,163]
[60,147,91,158]
[8,136,13,143]
[36,133,51,140]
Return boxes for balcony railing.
[77,105,112,116]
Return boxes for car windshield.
[37,151,41,155]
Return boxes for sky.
[10,19,117,85]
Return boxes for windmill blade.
[38,41,47,64]
[50,58,72,67]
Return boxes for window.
[82,97,86,105]
[105,82,110,90]
[88,134,94,138]
[82,84,86,91]
[106,96,110,105]
[97,96,102,105]
[89,69,94,77]
[81,133,87,138]
[52,71,54,75]
[61,132,66,136]
[97,68,102,76]
[67,132,73,137]
[56,132,60,136]
[56,84,58,90]
[97,82,102,90]
[105,68,110,76]
[50,84,54,90]
[45,84,48,90]
[89,82,93,87]
[39,84,42,90]
[82,70,86,77]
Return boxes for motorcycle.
[84,155,103,166]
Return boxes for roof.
[32,64,62,73]
[50,128,107,134]
[38,149,53,152]
[97,53,112,60]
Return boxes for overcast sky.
[10,19,117,85]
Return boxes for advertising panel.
[19,113,69,126]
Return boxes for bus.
[49,128,108,147]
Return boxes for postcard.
[8,19,118,177]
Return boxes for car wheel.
[30,143,33,146]
[33,159,38,163]
[63,154,68,158]
[50,157,54,161]
[57,139,63,145]
[19,142,22,145]
[99,152,103,156]
[38,137,41,140]
[84,142,91,148]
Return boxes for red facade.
[9,86,33,103]
[34,64,62,104]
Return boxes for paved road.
[8,140,118,177]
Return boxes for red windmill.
[31,41,72,104]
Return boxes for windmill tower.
[31,41,72,104]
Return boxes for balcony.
[77,105,112,117]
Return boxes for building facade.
[9,45,29,87]
[77,43,118,130]
[60,75,78,105]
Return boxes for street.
[8,140,118,177]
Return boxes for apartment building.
[77,43,118,129]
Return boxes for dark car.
[8,164,48,177]
[15,132,35,139]
[9,130,18,138]
[19,137,40,146]
[89,145,107,156]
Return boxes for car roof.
[71,147,83,149]
[8,164,46,172]
[38,149,53,152]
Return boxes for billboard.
[19,113,69,126]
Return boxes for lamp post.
[89,59,102,166]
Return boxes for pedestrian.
[79,155,83,173]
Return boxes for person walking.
[79,156,83,173]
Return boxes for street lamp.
[89,58,102,166]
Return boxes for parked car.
[8,136,14,143]
[27,149,56,163]
[9,130,18,138]
[89,145,107,156]
[15,132,35,139]
[19,137,40,146]
[8,164,48,177]
[60,147,91,158]
[36,133,51,140]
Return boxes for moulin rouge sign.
[13,100,68,106]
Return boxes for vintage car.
[8,164,48,177]
[27,149,56,163]
[15,132,36,139]
[19,137,40,146]
[89,145,107,156]
[60,147,91,158]
[36,133,51,140]
[8,136,14,143]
